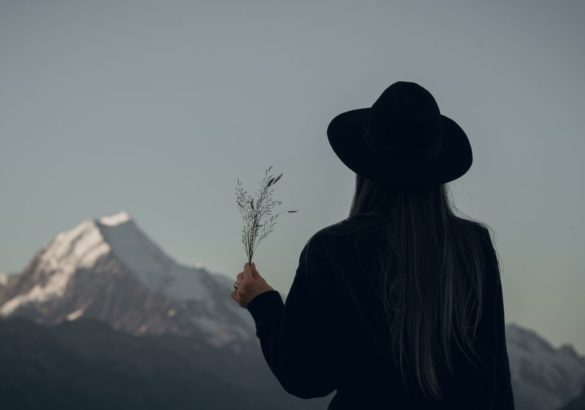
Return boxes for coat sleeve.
[245,234,338,399]
[479,226,516,409]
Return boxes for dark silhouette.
[245,82,515,409]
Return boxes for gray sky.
[1,0,584,352]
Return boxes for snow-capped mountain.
[0,211,254,348]
[2,211,585,409]
[506,323,585,410]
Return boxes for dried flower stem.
[235,165,297,265]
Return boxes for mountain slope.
[506,323,585,410]
[0,211,254,348]
[0,316,329,410]
[557,383,585,410]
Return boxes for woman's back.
[318,212,515,409]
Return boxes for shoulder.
[454,217,501,280]
[314,214,385,239]
[300,215,377,264]
[461,218,497,255]
[452,216,492,241]
[295,219,349,263]
[303,217,360,250]
[299,226,332,259]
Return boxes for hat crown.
[363,81,443,162]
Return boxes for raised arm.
[245,233,338,399]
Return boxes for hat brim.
[326,108,473,185]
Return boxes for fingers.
[231,288,248,308]
[243,262,260,279]
[250,262,259,278]
[243,262,255,278]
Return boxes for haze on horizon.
[1,0,583,352]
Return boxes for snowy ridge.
[0,211,212,315]
[0,219,111,316]
[100,211,131,226]
[0,211,254,348]
[506,322,585,410]
[96,212,211,302]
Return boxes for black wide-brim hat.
[327,81,473,185]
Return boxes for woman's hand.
[231,262,275,308]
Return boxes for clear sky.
[1,0,584,352]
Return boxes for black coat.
[246,213,515,409]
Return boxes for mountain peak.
[0,212,254,347]
[99,211,132,226]
[39,212,215,303]
[559,343,582,360]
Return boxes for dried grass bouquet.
[235,165,297,265]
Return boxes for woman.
[230,81,515,409]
